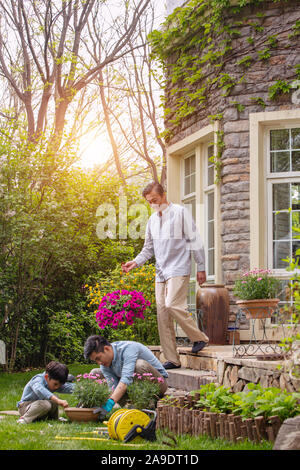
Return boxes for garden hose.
[107,408,156,443]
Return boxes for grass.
[0,364,273,451]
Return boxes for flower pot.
[236,298,280,319]
[64,407,100,422]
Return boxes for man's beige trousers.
[155,275,209,366]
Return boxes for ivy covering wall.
[149,0,300,149]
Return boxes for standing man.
[122,182,209,370]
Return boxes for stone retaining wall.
[218,358,300,393]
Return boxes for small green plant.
[289,20,300,39]
[237,55,253,68]
[127,373,163,409]
[257,48,271,60]
[73,373,111,408]
[268,80,292,100]
[218,73,236,96]
[230,100,245,112]
[267,35,278,48]
[190,383,300,422]
[294,64,300,80]
[208,112,223,123]
[232,383,300,422]
[250,96,267,108]
[208,130,225,184]
[233,268,281,300]
[191,384,235,414]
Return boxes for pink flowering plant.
[96,289,151,330]
[233,269,281,300]
[73,373,111,408]
[127,372,164,410]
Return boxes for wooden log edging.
[156,396,281,443]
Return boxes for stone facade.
[164,1,300,302]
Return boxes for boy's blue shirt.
[100,340,168,389]
[17,371,74,407]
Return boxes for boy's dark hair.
[46,361,69,384]
[84,335,111,360]
[142,182,165,198]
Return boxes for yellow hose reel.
[107,408,157,443]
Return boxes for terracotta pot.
[196,284,230,345]
[236,298,280,319]
[64,407,100,422]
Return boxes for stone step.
[149,345,234,372]
[165,368,218,392]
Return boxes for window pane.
[291,128,300,149]
[270,129,289,150]
[208,249,215,276]
[292,241,300,262]
[190,173,195,193]
[184,157,190,176]
[273,212,290,240]
[273,241,290,269]
[292,211,300,238]
[207,146,214,186]
[208,145,214,158]
[207,192,214,220]
[190,154,195,173]
[208,165,214,186]
[208,220,214,248]
[292,151,300,171]
[188,281,196,308]
[191,261,196,279]
[270,151,290,172]
[273,183,290,211]
[184,176,190,195]
[292,184,300,210]
[184,198,196,221]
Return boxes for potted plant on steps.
[64,373,111,422]
[233,269,281,319]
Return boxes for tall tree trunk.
[98,69,127,189]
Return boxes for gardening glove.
[93,399,115,421]
[102,398,115,413]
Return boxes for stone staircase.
[149,344,299,395]
[149,345,234,392]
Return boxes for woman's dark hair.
[46,361,69,384]
[142,182,165,198]
[84,335,111,360]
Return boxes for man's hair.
[45,361,69,384]
[84,335,111,360]
[142,182,165,198]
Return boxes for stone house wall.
[164,0,300,318]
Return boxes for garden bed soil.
[156,394,282,443]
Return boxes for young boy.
[17,361,74,424]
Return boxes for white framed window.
[266,127,300,272]
[204,144,215,280]
[265,126,300,321]
[181,152,197,308]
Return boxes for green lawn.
[0,364,273,451]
